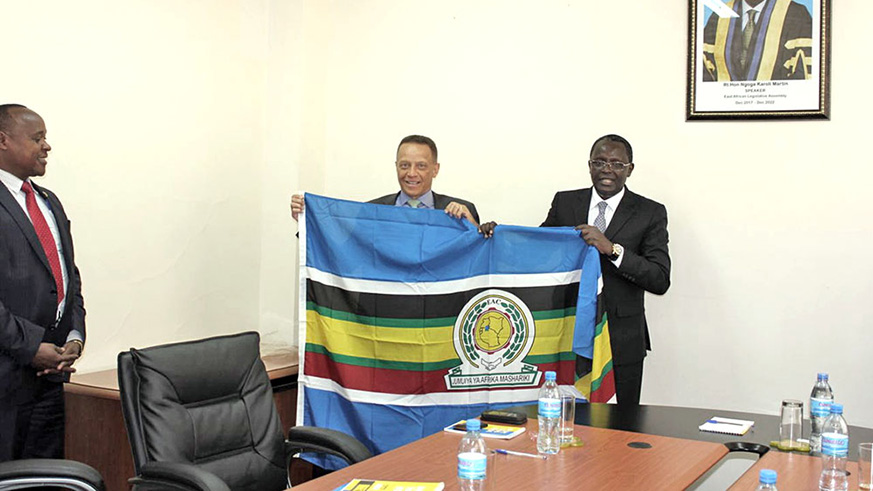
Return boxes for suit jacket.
[370,191,480,224]
[0,181,85,397]
[541,187,670,365]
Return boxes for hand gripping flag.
[297,194,614,466]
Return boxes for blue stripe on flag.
[305,193,595,281]
[573,246,601,358]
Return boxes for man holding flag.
[291,134,481,228]
[541,134,671,405]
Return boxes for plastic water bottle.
[537,371,561,455]
[756,469,778,490]
[819,403,849,491]
[457,419,487,491]
[810,372,834,453]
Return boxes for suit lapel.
[432,191,447,210]
[605,188,639,239]
[575,189,592,226]
[0,183,53,274]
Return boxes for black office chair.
[117,332,371,491]
[0,459,105,490]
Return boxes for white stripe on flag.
[300,374,542,406]
[296,192,309,427]
[304,268,583,295]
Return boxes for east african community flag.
[296,194,614,464]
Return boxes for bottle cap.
[466,419,481,431]
[818,372,829,381]
[831,403,843,414]
[545,371,556,381]
[759,469,777,484]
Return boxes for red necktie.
[21,181,65,305]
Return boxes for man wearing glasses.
[541,134,671,405]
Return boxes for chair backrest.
[117,332,287,491]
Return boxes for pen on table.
[706,419,748,426]
[492,449,547,460]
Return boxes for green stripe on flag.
[589,359,614,392]
[594,313,608,336]
[308,302,577,328]
[523,352,578,364]
[306,343,461,371]
[532,307,577,321]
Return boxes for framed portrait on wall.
[687,0,830,120]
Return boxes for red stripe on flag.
[589,370,615,403]
[304,351,576,394]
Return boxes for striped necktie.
[594,201,608,233]
[407,199,421,209]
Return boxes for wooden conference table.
[730,451,862,490]
[293,403,873,490]
[517,403,873,461]
[292,418,728,490]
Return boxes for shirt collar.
[743,0,766,15]
[590,186,626,212]
[0,168,27,196]
[397,189,435,208]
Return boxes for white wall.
[5,0,871,427]
[273,0,873,426]
[4,0,270,367]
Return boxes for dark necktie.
[741,10,757,69]
[21,181,65,305]
[594,201,608,233]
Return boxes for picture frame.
[686,0,830,120]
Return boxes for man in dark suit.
[291,134,481,227]
[0,104,86,462]
[541,134,670,405]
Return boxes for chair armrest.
[131,461,231,491]
[0,459,104,491]
[286,426,373,465]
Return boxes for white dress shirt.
[588,186,626,267]
[742,0,766,29]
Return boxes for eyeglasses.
[589,159,632,171]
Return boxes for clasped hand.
[32,341,81,376]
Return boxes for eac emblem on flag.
[445,289,542,390]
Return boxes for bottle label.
[458,452,487,480]
[539,397,561,418]
[811,397,833,418]
[821,432,848,457]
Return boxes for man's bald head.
[0,104,29,133]
[0,105,52,180]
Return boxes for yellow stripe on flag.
[575,318,614,400]
[527,317,577,355]
[306,310,456,363]
[590,320,613,386]
[307,310,577,364]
